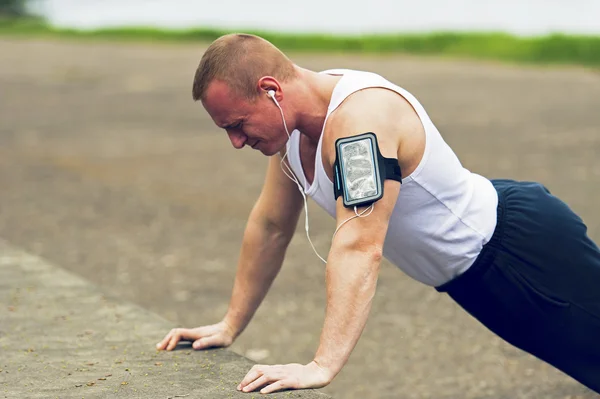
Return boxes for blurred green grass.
[1,18,599,68]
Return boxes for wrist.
[310,359,337,384]
[222,314,243,339]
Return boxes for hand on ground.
[156,321,235,351]
[237,361,332,394]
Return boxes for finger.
[166,328,208,351]
[165,334,180,351]
[192,335,221,350]
[156,330,175,350]
[166,329,190,351]
[242,375,270,393]
[261,380,290,394]
[238,366,263,390]
[175,328,205,342]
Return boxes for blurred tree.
[0,0,29,17]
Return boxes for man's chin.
[261,147,280,157]
[258,142,288,157]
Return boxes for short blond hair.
[192,33,296,102]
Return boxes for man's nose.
[227,130,247,149]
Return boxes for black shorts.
[436,179,600,393]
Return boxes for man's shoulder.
[321,86,425,170]
[325,87,417,141]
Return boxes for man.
[157,33,600,395]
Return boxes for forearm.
[223,216,293,338]
[313,246,381,379]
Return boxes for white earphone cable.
[333,204,375,239]
[268,91,374,264]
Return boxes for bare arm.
[315,90,425,379]
[314,178,399,377]
[224,155,304,337]
[157,155,303,350]
[314,88,414,379]
[238,88,420,394]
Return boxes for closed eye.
[225,121,243,130]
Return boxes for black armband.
[333,132,402,208]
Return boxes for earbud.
[267,90,279,106]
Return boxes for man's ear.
[257,76,281,98]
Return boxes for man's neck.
[290,68,342,144]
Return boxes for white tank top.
[286,69,498,287]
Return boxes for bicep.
[326,89,406,252]
[332,179,400,253]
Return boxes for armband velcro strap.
[382,156,402,183]
[333,162,344,200]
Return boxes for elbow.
[326,243,382,302]
[357,245,384,266]
[332,234,384,265]
[332,221,386,260]
[330,240,384,278]
[243,218,293,253]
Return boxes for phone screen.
[339,137,381,205]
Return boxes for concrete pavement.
[0,239,330,399]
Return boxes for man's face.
[202,80,289,156]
